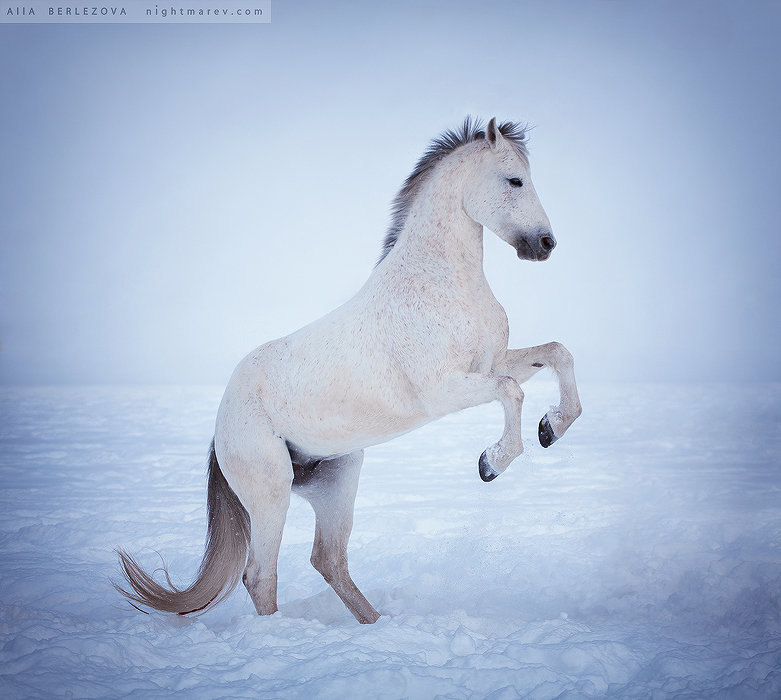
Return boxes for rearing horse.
[117,117,582,624]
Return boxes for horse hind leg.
[216,430,293,616]
[293,450,380,624]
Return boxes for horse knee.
[547,341,574,369]
[496,375,524,404]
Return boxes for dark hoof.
[479,451,499,482]
[539,415,558,448]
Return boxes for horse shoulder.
[476,284,510,366]
[368,268,508,384]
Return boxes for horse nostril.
[540,235,556,251]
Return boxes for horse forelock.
[377,117,529,264]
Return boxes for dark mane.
[377,117,529,264]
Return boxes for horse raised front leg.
[293,450,380,624]
[499,342,582,447]
[427,373,525,482]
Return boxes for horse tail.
[115,439,250,615]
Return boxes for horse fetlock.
[243,572,278,615]
[247,584,278,615]
[252,600,278,616]
[553,406,581,433]
[359,607,381,624]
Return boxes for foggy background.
[1,0,779,386]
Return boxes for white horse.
[117,117,582,624]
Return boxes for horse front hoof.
[479,451,499,482]
[539,414,558,448]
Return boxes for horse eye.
[508,177,523,187]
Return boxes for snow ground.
[1,381,780,698]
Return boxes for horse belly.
[291,378,428,454]
[260,349,428,456]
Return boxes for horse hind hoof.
[538,415,558,448]
[479,451,499,482]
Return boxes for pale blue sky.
[1,0,779,384]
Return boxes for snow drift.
[1,381,780,697]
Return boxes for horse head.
[463,117,556,262]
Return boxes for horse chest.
[464,292,510,371]
[394,283,509,378]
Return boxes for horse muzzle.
[515,230,556,261]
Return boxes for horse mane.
[377,116,529,264]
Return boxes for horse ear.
[485,117,507,152]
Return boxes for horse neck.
[390,154,486,282]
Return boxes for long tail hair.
[115,440,250,615]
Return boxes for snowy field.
[1,381,780,698]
